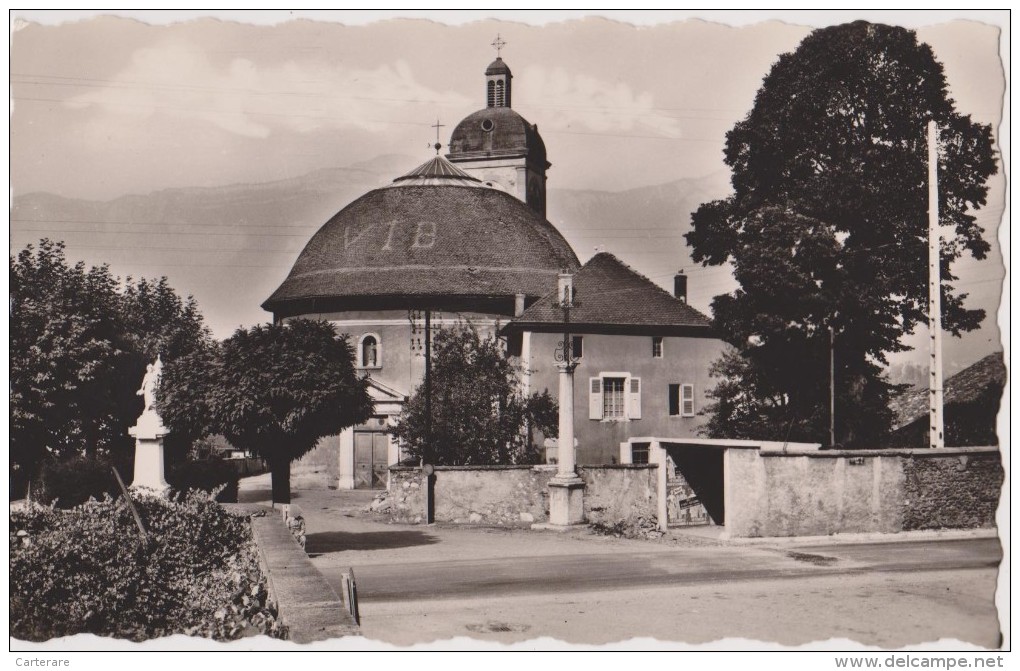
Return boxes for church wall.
[284,310,501,401]
[526,331,728,464]
[285,309,503,488]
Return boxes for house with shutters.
[503,252,728,465]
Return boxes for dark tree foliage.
[10,240,212,476]
[157,320,374,504]
[390,325,558,466]
[686,22,998,446]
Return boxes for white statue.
[138,355,163,413]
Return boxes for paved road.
[241,483,1003,646]
[318,538,1001,603]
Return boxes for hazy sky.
[9,10,1008,370]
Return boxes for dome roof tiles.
[263,184,579,312]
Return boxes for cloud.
[64,41,472,138]
[515,65,682,138]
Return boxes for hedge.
[167,459,240,503]
[10,491,283,642]
[34,456,131,508]
[32,456,240,508]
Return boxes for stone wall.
[389,464,657,526]
[388,467,427,524]
[577,465,657,526]
[902,452,1003,531]
[725,446,1003,538]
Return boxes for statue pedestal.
[128,410,170,496]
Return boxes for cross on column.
[491,34,507,57]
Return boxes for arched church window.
[359,334,381,368]
[487,80,496,107]
[495,80,505,107]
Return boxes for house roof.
[507,252,713,332]
[889,352,1007,430]
[262,183,579,313]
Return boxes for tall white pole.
[928,120,945,449]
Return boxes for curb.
[719,527,1000,546]
[248,509,361,643]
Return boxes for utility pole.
[424,309,432,462]
[928,119,945,449]
[829,324,836,448]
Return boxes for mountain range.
[11,155,1002,377]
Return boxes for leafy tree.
[11,240,131,471]
[10,239,214,478]
[157,320,374,504]
[390,325,558,466]
[686,22,998,445]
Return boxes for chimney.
[673,271,687,303]
[514,293,526,317]
[557,270,574,308]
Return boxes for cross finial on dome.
[491,34,506,58]
[430,118,445,155]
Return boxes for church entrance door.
[354,431,389,489]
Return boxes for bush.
[10,491,283,642]
[168,459,240,503]
[34,456,132,508]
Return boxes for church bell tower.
[446,37,550,217]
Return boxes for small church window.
[495,80,505,107]
[487,80,496,107]
[359,334,380,368]
[652,336,663,358]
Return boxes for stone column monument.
[534,272,585,530]
[545,359,585,526]
[128,356,170,495]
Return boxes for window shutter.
[589,377,603,420]
[628,377,641,419]
[681,384,695,416]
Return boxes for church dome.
[263,156,578,317]
[447,107,548,168]
[485,57,512,75]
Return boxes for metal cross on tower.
[491,34,507,57]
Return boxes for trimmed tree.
[390,324,557,466]
[685,22,998,445]
[158,319,374,504]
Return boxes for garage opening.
[665,445,725,527]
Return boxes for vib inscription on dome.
[342,219,438,251]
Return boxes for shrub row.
[32,456,240,508]
[10,491,283,642]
